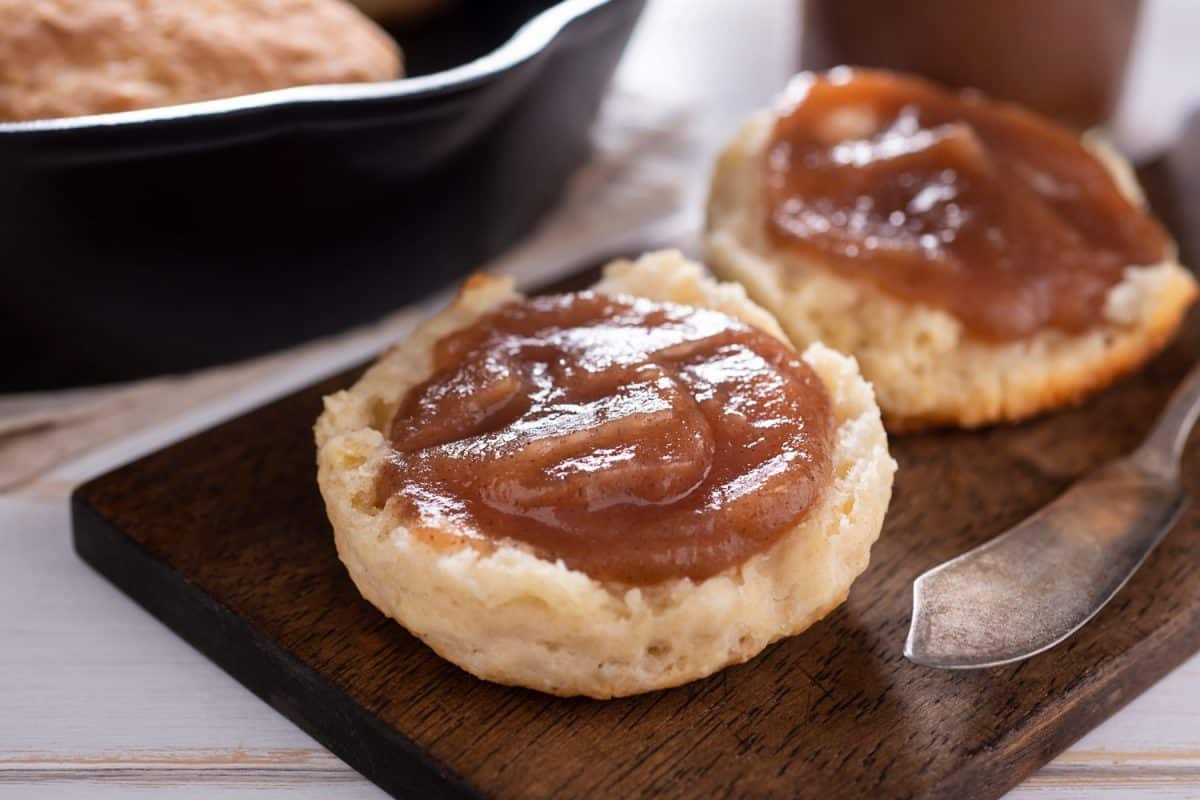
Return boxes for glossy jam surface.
[764,69,1169,341]
[379,292,835,585]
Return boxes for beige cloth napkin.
[0,91,702,492]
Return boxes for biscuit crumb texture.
[316,251,896,698]
[0,0,402,121]
[706,113,1198,431]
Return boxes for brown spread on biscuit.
[378,292,835,585]
[763,69,1169,341]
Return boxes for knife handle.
[1135,360,1200,479]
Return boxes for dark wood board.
[71,131,1200,799]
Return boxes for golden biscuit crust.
[0,0,402,121]
[705,112,1198,431]
[315,251,895,698]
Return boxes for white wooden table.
[4,1,1200,797]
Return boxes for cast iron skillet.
[0,0,645,389]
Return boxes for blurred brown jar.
[800,0,1142,130]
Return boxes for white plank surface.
[5,0,1200,797]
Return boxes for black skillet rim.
[0,0,625,157]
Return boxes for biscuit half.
[315,250,895,698]
[706,112,1198,431]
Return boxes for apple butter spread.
[378,291,835,585]
[763,69,1169,342]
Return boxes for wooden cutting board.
[71,139,1200,800]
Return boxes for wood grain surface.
[66,97,1200,800]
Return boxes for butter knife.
[905,360,1200,668]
